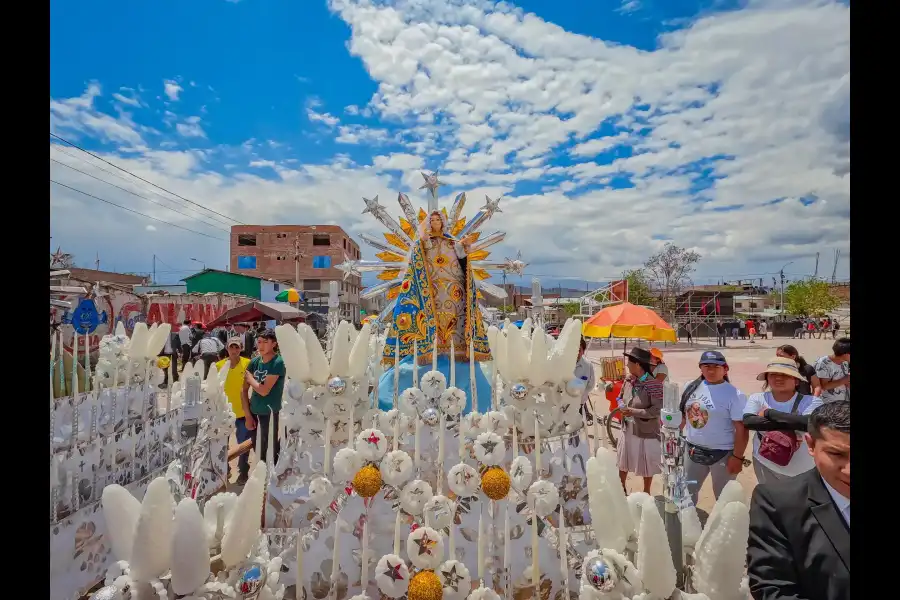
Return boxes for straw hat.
[756,357,803,381]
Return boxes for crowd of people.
[605,337,850,599]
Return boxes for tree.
[621,269,655,306]
[643,243,701,312]
[562,301,581,317]
[784,279,841,317]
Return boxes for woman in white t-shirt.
[742,357,823,485]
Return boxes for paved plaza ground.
[585,333,841,513]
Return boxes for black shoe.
[235,473,249,486]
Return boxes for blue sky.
[50,0,850,289]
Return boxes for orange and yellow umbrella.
[582,302,677,342]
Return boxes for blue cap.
[699,350,727,366]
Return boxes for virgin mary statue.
[382,209,492,366]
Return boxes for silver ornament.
[89,586,123,600]
[584,556,616,592]
[510,382,528,401]
[328,376,347,396]
[235,561,268,598]
[420,407,440,427]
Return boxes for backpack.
[757,394,804,467]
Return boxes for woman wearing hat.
[616,347,664,493]
[742,358,823,484]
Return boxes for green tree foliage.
[621,269,655,306]
[644,243,702,311]
[563,301,581,317]
[784,279,841,317]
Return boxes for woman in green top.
[241,329,286,467]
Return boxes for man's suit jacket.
[747,468,850,600]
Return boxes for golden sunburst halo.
[378,270,401,281]
[384,232,410,251]
[376,251,405,262]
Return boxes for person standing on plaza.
[573,337,596,426]
[241,329,286,466]
[217,338,253,485]
[738,319,747,340]
[679,350,749,506]
[815,338,850,403]
[715,320,727,347]
[649,348,669,382]
[616,348,664,494]
[178,319,192,372]
[158,327,179,388]
[192,328,225,378]
[234,322,256,359]
[747,401,849,600]
[758,319,768,340]
[776,344,822,397]
[742,358,823,485]
[831,318,841,339]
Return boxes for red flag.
[700,301,707,315]
[715,298,721,314]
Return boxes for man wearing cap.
[680,350,750,506]
[742,357,823,484]
[241,328,286,466]
[217,338,253,485]
[234,323,256,359]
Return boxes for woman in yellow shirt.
[217,338,252,485]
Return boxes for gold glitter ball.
[352,464,383,498]
[481,466,511,500]
[156,356,171,370]
[408,569,443,600]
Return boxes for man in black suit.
[747,400,849,600]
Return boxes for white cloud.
[175,116,206,138]
[163,79,183,101]
[145,225,157,231]
[49,1,851,285]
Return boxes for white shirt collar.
[821,476,850,525]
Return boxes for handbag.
[685,441,730,466]
[757,394,804,467]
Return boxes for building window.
[312,256,332,269]
[277,233,288,239]
[237,256,257,270]
[303,279,322,291]
[313,234,330,246]
[237,234,257,247]
[273,283,280,291]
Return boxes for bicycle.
[602,405,625,450]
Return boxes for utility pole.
[95,252,100,271]
[152,254,156,284]
[814,252,820,278]
[779,261,794,316]
[293,235,306,308]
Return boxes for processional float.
[86,171,751,600]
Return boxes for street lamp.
[779,261,794,316]
[190,257,206,270]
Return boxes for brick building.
[230,225,362,319]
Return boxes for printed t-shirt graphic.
[683,381,748,450]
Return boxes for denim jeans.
[234,417,252,477]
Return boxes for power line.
[49,132,245,225]
[50,158,231,233]
[50,144,236,228]
[50,179,228,241]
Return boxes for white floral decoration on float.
[356,428,389,462]
[423,494,454,529]
[447,463,481,498]
[380,449,414,487]
[407,525,445,570]
[527,480,560,518]
[333,447,363,483]
[509,456,533,492]
[438,559,472,600]
[438,386,467,416]
[483,410,509,434]
[400,479,434,515]
[308,477,336,510]
[399,387,426,417]
[375,554,410,598]
[467,584,501,600]
[473,431,504,466]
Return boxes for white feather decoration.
[586,458,627,552]
[129,477,175,582]
[275,325,306,382]
[129,322,150,360]
[636,497,677,599]
[221,461,267,567]
[681,505,703,550]
[146,323,171,358]
[348,323,372,378]
[692,502,750,600]
[171,499,211,595]
[696,480,746,551]
[101,484,141,562]
[594,448,635,542]
[330,321,352,377]
[300,324,330,385]
[528,327,549,385]
[505,323,528,382]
